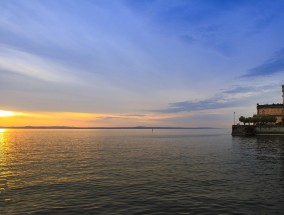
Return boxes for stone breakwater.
[232,125,284,136]
[232,125,256,136]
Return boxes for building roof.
[257,103,283,108]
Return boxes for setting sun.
[0,110,15,117]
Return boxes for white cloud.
[0,46,81,83]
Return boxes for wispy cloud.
[242,48,284,78]
[126,0,284,56]
[154,98,238,114]
[153,85,271,113]
[0,46,81,83]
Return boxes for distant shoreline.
[0,126,219,130]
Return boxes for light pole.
[234,112,235,125]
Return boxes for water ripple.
[0,129,283,214]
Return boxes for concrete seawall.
[232,125,255,136]
[232,125,284,136]
[255,126,284,134]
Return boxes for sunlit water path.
[0,129,283,214]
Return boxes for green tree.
[239,116,246,125]
[247,117,253,125]
[252,115,259,125]
[257,115,277,125]
[268,116,277,124]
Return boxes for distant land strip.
[0,126,218,129]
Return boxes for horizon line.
[0,126,221,129]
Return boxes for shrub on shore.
[239,115,277,125]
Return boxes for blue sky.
[1,0,284,127]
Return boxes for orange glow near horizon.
[0,110,178,127]
[0,109,231,128]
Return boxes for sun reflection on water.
[0,128,6,133]
[0,128,7,144]
[0,129,8,149]
[0,128,9,160]
[0,128,9,194]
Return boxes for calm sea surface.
[0,129,283,214]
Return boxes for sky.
[1,0,284,128]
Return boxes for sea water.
[0,129,283,214]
